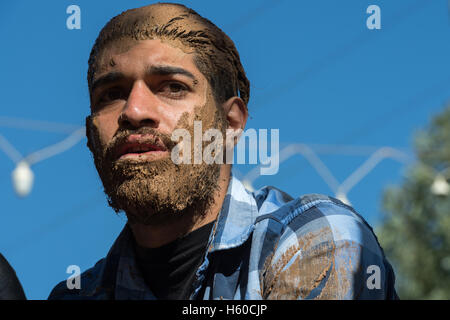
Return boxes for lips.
[114,135,168,160]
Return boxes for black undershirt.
[134,221,215,300]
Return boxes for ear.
[221,96,248,132]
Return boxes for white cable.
[0,116,81,134]
[24,127,86,165]
[2,127,85,197]
[301,143,410,156]
[243,143,340,193]
[336,147,412,196]
[243,144,413,198]
[0,134,23,164]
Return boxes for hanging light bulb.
[11,161,34,197]
[431,174,449,196]
[335,191,351,206]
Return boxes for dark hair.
[87,3,250,108]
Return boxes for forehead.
[93,38,199,79]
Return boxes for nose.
[118,80,161,129]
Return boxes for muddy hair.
[87,2,250,108]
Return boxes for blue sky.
[0,0,449,300]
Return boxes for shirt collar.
[208,171,259,252]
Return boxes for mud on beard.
[103,155,221,226]
[90,109,227,227]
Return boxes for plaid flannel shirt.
[48,173,398,300]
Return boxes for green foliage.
[377,105,450,299]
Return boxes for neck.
[129,165,231,248]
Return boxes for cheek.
[174,86,212,128]
[92,112,119,147]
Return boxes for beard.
[88,104,227,227]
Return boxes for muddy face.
[87,3,250,107]
[87,38,228,226]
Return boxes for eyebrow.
[91,71,125,93]
[91,65,198,93]
[146,65,197,82]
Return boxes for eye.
[168,83,185,92]
[158,82,188,98]
[98,87,127,104]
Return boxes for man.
[49,3,398,300]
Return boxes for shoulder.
[279,193,382,253]
[47,258,109,300]
[254,190,380,252]
[253,190,397,299]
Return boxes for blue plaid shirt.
[48,173,398,300]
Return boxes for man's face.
[87,38,226,225]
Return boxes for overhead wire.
[251,0,433,110]
[0,116,82,134]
